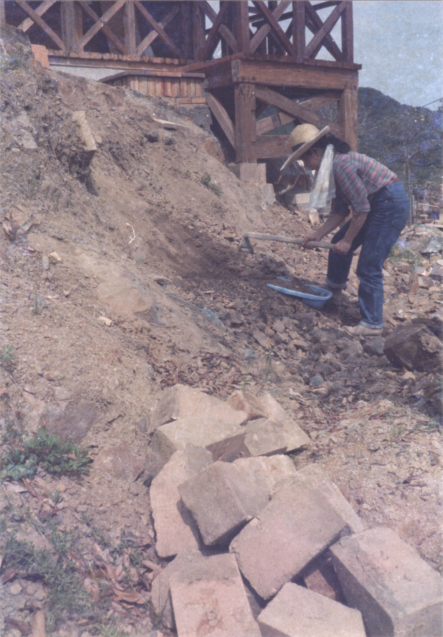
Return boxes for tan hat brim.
[280,125,330,172]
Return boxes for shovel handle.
[244,232,334,250]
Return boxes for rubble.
[384,321,442,371]
[330,527,443,637]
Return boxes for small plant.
[201,173,222,197]
[0,344,16,370]
[0,427,92,481]
[32,289,43,314]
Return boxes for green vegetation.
[1,426,92,481]
[201,173,222,197]
[0,344,15,370]
[388,244,422,266]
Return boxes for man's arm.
[332,212,368,254]
[302,214,345,247]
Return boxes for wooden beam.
[250,0,290,53]
[232,59,357,91]
[180,52,246,74]
[304,1,347,60]
[0,0,5,26]
[256,135,292,159]
[256,111,296,135]
[234,82,256,163]
[80,2,127,55]
[304,1,343,61]
[341,1,353,63]
[313,0,341,10]
[193,2,206,60]
[124,1,136,56]
[206,91,235,148]
[61,1,82,52]
[135,1,182,59]
[202,1,238,54]
[338,86,358,150]
[200,1,230,61]
[235,0,250,54]
[181,3,192,60]
[18,0,56,33]
[292,1,305,61]
[136,5,180,57]
[252,1,295,57]
[299,91,341,111]
[77,0,126,52]
[15,0,64,50]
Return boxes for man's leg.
[326,220,366,291]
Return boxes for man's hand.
[332,239,352,255]
[302,231,323,249]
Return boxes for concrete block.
[233,455,298,495]
[179,460,270,546]
[151,384,247,429]
[244,418,310,456]
[150,446,212,558]
[170,552,261,637]
[230,477,347,599]
[330,527,443,637]
[258,582,366,637]
[294,465,364,533]
[260,392,289,422]
[150,413,246,468]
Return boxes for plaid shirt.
[331,152,397,216]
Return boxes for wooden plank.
[124,1,137,56]
[61,1,82,51]
[234,82,256,162]
[202,1,238,54]
[256,135,292,159]
[234,0,250,54]
[250,0,291,53]
[181,2,192,60]
[171,77,180,98]
[341,1,353,63]
[256,111,296,135]
[255,85,322,126]
[136,4,180,56]
[299,91,341,111]
[80,1,127,55]
[304,2,343,61]
[193,2,206,60]
[313,0,341,10]
[253,0,295,57]
[292,1,305,61]
[304,1,347,60]
[200,1,230,61]
[77,0,126,52]
[232,59,357,90]
[15,0,64,50]
[179,52,246,74]
[206,91,235,148]
[338,86,358,150]
[134,1,182,59]
[19,0,56,33]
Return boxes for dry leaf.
[112,587,146,604]
[1,567,17,583]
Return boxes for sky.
[352,1,443,109]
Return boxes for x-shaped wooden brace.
[251,1,295,56]
[201,1,238,55]
[134,1,182,59]
[77,0,127,54]
[15,0,64,50]
[304,1,346,61]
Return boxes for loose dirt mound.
[1,27,442,636]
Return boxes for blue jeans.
[326,181,410,328]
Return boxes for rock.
[272,319,286,334]
[230,477,347,599]
[310,374,324,387]
[258,582,365,637]
[384,321,442,372]
[97,275,157,321]
[302,553,345,602]
[41,401,97,442]
[330,527,443,637]
[169,552,261,637]
[292,465,364,533]
[430,264,443,282]
[145,131,159,143]
[253,330,273,349]
[150,447,212,558]
[226,390,268,420]
[151,384,247,429]
[243,417,310,456]
[260,392,289,422]
[340,340,363,358]
[72,110,97,153]
[179,456,296,547]
[421,234,443,255]
[97,316,112,326]
[363,337,385,356]
[41,255,49,270]
[94,442,146,482]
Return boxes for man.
[281,124,410,336]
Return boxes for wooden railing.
[2,1,354,64]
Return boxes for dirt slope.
[0,27,442,636]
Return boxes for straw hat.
[280,124,330,171]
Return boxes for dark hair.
[308,133,351,155]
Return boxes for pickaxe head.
[240,234,254,254]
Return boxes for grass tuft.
[201,173,222,197]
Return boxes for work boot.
[325,286,344,306]
[344,324,383,337]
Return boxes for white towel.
[309,144,336,210]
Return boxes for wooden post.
[124,0,137,56]
[234,82,256,163]
[341,1,354,63]
[61,1,82,52]
[293,0,305,61]
[193,2,205,60]
[338,86,358,150]
[235,0,250,54]
[181,2,192,60]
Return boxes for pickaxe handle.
[242,232,334,254]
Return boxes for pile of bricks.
[148,385,443,637]
[101,70,206,105]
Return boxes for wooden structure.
[2,1,360,166]
[101,70,207,105]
